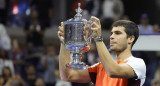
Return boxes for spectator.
[25,65,37,86]
[151,63,160,86]
[0,0,10,25]
[0,50,14,75]
[0,75,4,86]
[121,15,130,20]
[24,9,45,48]
[41,45,58,86]
[83,0,100,19]
[35,77,45,86]
[0,23,11,51]
[11,38,27,78]
[153,24,160,33]
[101,0,124,30]
[31,0,53,28]
[138,13,154,34]
[1,66,12,85]
[5,74,26,86]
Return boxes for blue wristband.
[94,36,103,42]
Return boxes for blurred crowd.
[0,0,160,86]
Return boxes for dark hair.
[112,20,139,47]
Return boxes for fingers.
[90,16,101,38]
[58,22,64,33]
[91,23,100,33]
[57,31,64,37]
[91,16,100,25]
[58,22,65,44]
[58,26,64,34]
[83,27,89,39]
[59,26,64,32]
[91,27,98,31]
[57,31,64,44]
[61,22,64,26]
[58,22,64,37]
[91,22,99,30]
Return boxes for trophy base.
[66,62,87,70]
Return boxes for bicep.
[115,64,136,78]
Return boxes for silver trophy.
[64,3,93,70]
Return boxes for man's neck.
[115,49,132,61]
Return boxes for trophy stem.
[72,53,80,63]
[66,47,87,70]
[72,47,81,63]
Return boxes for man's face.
[110,26,128,52]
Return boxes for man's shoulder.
[126,56,146,80]
[127,56,144,62]
[126,56,146,68]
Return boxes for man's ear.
[128,35,135,45]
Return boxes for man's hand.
[90,16,101,39]
[58,22,64,44]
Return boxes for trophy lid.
[74,3,83,21]
[64,3,87,24]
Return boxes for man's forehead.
[111,26,125,32]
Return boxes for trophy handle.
[83,19,96,46]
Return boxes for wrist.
[94,36,103,42]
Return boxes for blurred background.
[0,0,160,86]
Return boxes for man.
[58,16,146,86]
[138,13,153,34]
